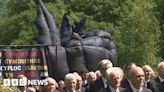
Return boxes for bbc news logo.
[3,79,48,86]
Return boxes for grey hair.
[106,67,124,81]
[98,59,113,69]
[157,62,164,69]
[64,73,77,83]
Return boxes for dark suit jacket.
[63,90,79,92]
[121,78,131,89]
[148,77,164,92]
[77,87,86,92]
[99,87,126,92]
[89,77,105,92]
[124,86,152,92]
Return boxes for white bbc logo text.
[3,79,48,86]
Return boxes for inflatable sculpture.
[35,0,117,81]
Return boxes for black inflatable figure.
[35,0,117,81]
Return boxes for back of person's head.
[123,62,137,78]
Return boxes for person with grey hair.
[99,67,126,92]
[40,77,59,92]
[148,61,164,92]
[90,59,113,92]
[73,72,86,92]
[127,66,152,92]
[64,73,79,92]
[57,80,65,92]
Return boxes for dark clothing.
[57,89,65,92]
[77,87,86,92]
[63,90,79,92]
[124,87,152,92]
[89,77,106,92]
[144,81,152,89]
[99,87,126,92]
[121,78,131,89]
[148,77,164,92]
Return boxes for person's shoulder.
[120,87,126,90]
[143,87,152,92]
[98,87,108,92]
[92,77,102,85]
[150,77,160,85]
[122,87,132,92]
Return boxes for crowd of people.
[5,59,164,92]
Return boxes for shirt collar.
[158,76,164,82]
[109,85,119,92]
[129,81,137,92]
[128,80,143,92]
[66,89,76,92]
[102,77,108,88]
[145,79,151,83]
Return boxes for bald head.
[123,62,136,78]
[129,67,145,89]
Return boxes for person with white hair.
[64,73,79,92]
[41,77,59,92]
[99,67,125,92]
[148,61,164,92]
[73,72,86,92]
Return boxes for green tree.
[156,0,164,59]
[0,0,161,68]
[0,0,66,45]
[115,0,161,67]
[67,0,161,67]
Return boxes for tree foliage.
[0,0,163,67]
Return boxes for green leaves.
[0,0,163,67]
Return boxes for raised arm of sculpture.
[36,0,61,45]
[34,1,52,45]
[60,13,73,47]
